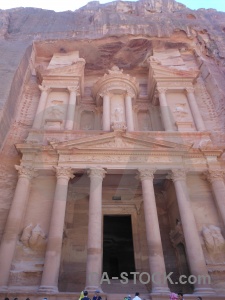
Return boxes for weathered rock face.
[0,0,225,299]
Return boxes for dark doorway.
[103,215,135,279]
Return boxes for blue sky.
[0,0,224,12]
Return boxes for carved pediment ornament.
[49,132,191,153]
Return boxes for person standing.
[92,290,102,300]
[132,292,141,300]
[178,293,184,300]
[82,290,91,300]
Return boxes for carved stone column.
[102,92,111,131]
[171,169,214,294]
[157,87,174,131]
[65,86,79,130]
[0,165,37,291]
[39,167,74,293]
[33,85,51,129]
[186,87,206,131]
[85,168,106,292]
[137,169,170,294]
[125,92,134,131]
[205,170,225,226]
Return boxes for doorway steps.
[101,279,150,298]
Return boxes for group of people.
[79,290,102,300]
[170,292,202,300]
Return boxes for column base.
[0,286,8,292]
[194,287,215,295]
[85,286,103,293]
[38,285,59,293]
[151,287,170,294]
[150,294,171,300]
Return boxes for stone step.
[101,279,150,295]
[106,294,151,300]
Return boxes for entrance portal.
[103,215,135,279]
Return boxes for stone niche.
[80,110,95,130]
[137,110,152,131]
[166,91,196,132]
[44,92,69,130]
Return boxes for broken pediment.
[49,131,192,153]
[149,61,199,81]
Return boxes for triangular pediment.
[50,131,191,153]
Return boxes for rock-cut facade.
[0,0,225,299]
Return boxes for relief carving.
[202,225,225,264]
[46,106,64,120]
[173,104,189,121]
[170,220,185,247]
[20,224,47,250]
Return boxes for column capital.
[87,168,107,180]
[204,169,225,184]
[53,166,75,180]
[38,85,51,93]
[67,85,79,93]
[186,87,195,94]
[99,90,111,98]
[15,165,38,179]
[137,168,156,181]
[125,90,135,98]
[157,87,168,94]
[170,168,187,182]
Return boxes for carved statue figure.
[202,225,215,253]
[29,224,47,249]
[20,224,47,250]
[20,223,33,247]
[114,107,123,122]
[202,225,225,263]
[47,106,63,119]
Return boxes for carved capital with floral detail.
[67,85,79,94]
[53,166,75,180]
[87,168,107,180]
[137,168,156,181]
[204,169,225,184]
[125,90,135,98]
[157,87,168,94]
[186,87,195,94]
[38,85,51,93]
[99,90,111,98]
[170,169,187,182]
[15,165,38,180]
